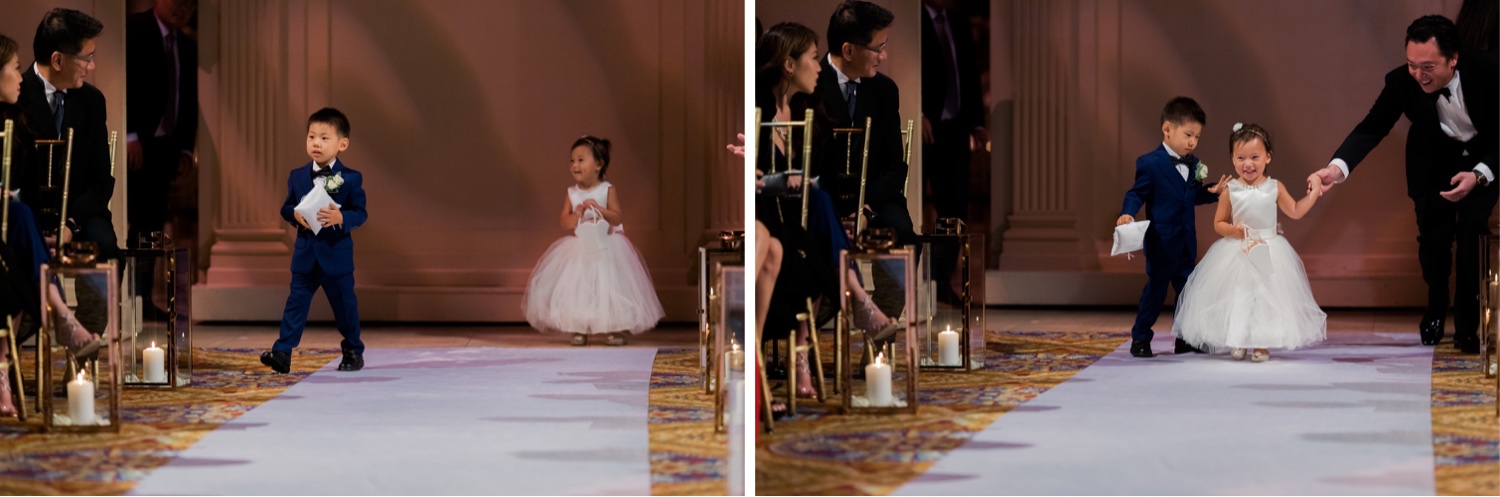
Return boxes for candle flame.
[875,352,885,365]
[150,341,156,348]
[76,370,87,382]
[945,324,953,333]
[731,341,740,352]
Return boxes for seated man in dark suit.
[18,8,118,259]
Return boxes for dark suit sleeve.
[1194,182,1219,205]
[1120,157,1152,216]
[68,89,115,221]
[281,172,300,227]
[1332,69,1408,175]
[339,172,368,232]
[866,80,909,206]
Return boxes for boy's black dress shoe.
[1175,337,1205,354]
[260,350,291,374]
[1453,334,1479,354]
[1130,340,1155,358]
[1419,317,1444,346]
[338,350,364,371]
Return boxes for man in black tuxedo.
[126,0,197,249]
[921,0,987,305]
[18,8,118,258]
[1312,15,1498,354]
[920,0,986,222]
[816,0,914,246]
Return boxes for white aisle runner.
[897,333,1436,495]
[131,347,658,496]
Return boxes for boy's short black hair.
[827,1,894,55]
[1406,15,1461,59]
[308,107,350,138]
[1161,97,1206,127]
[33,8,103,64]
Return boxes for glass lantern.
[698,231,743,394]
[1482,233,1497,380]
[39,252,122,433]
[917,219,986,371]
[714,263,744,433]
[121,240,193,388]
[838,236,918,414]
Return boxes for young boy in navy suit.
[1117,97,1226,358]
[261,108,368,373]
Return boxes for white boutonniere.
[1194,161,1208,182]
[324,171,345,193]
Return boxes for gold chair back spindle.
[754,108,816,228]
[57,128,75,245]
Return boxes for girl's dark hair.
[1229,123,1274,156]
[0,34,19,69]
[572,135,612,179]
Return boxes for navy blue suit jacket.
[280,160,368,275]
[1119,144,1219,262]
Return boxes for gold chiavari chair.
[832,117,873,236]
[900,119,914,198]
[0,119,28,421]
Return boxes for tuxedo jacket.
[1119,144,1219,261]
[1333,51,1498,199]
[126,10,198,154]
[280,161,368,276]
[17,66,114,222]
[815,55,908,215]
[921,6,984,131]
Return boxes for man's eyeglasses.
[852,42,887,55]
[63,51,96,65]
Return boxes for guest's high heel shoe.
[0,369,17,417]
[851,296,903,345]
[57,310,106,360]
[794,351,816,398]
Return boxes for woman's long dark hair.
[754,22,830,173]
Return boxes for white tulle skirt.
[1173,236,1326,352]
[524,233,665,335]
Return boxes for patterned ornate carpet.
[755,331,1499,496]
[0,347,726,495]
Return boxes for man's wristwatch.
[1476,170,1491,188]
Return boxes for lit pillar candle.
[68,370,94,424]
[144,341,166,383]
[865,352,892,406]
[939,325,961,366]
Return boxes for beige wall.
[194,0,743,321]
[3,0,128,245]
[756,0,925,231]
[990,0,1482,306]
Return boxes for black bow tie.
[1173,155,1196,166]
[311,166,333,178]
[1434,87,1452,101]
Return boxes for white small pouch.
[1111,220,1150,257]
[1242,226,1277,277]
[294,180,341,236]
[574,207,610,251]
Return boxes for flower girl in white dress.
[1174,123,1327,362]
[524,136,665,346]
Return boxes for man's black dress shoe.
[1419,317,1445,346]
[260,350,291,374]
[1175,337,1205,354]
[1453,334,1479,354]
[338,350,364,371]
[1130,340,1155,358]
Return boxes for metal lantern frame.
[838,245,919,415]
[39,259,123,434]
[120,242,193,388]
[916,219,986,372]
[713,263,744,433]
